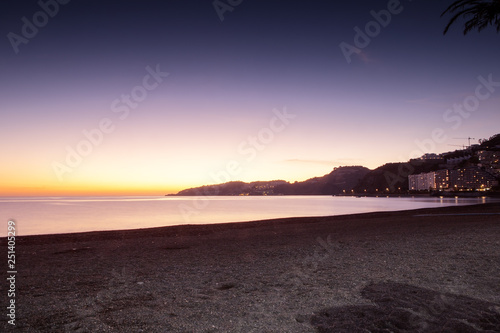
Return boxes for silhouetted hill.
[176,180,289,196]
[172,133,500,196]
[353,161,442,194]
[479,133,500,149]
[175,166,370,196]
[275,166,370,195]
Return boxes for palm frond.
[442,0,500,35]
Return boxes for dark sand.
[2,203,500,332]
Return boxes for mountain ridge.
[171,133,500,196]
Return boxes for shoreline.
[8,201,499,241]
[2,203,499,331]
[5,194,499,239]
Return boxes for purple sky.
[1,0,499,195]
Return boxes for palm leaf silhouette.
[442,0,500,35]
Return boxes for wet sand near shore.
[2,203,500,332]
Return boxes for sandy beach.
[2,203,500,332]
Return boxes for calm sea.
[0,195,495,236]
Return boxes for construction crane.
[448,144,466,150]
[453,137,476,147]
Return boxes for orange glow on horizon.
[0,184,183,197]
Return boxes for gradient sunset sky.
[1,0,499,196]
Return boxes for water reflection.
[1,196,498,236]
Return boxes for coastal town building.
[408,172,436,191]
[418,153,444,163]
[449,167,498,191]
[409,167,498,192]
[478,150,500,175]
[434,169,450,190]
[446,155,471,166]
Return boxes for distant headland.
[169,133,500,197]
